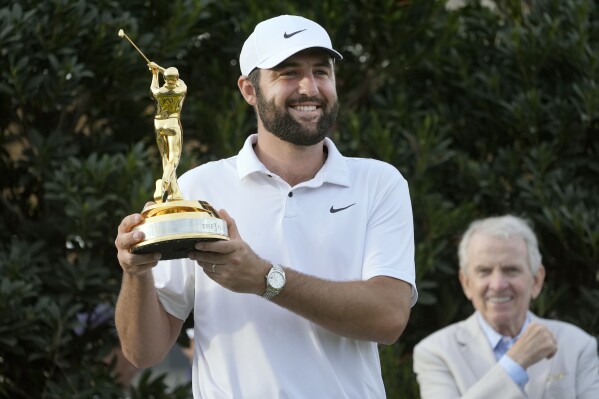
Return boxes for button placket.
[284,189,297,218]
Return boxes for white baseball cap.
[239,15,343,76]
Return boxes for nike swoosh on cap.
[330,203,356,213]
[283,29,307,39]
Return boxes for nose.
[488,270,509,290]
[297,73,318,96]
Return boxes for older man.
[413,215,599,399]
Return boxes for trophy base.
[131,200,228,260]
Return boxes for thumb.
[217,209,240,240]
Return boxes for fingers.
[217,209,239,240]
[115,213,161,275]
[191,209,239,255]
[189,250,223,269]
[540,325,558,359]
[117,213,143,236]
[115,217,145,251]
[199,262,222,276]
[119,250,161,275]
[509,322,557,368]
[189,208,266,293]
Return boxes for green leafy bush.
[1,0,597,397]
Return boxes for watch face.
[268,271,285,289]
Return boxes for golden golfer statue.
[118,29,228,260]
[148,61,185,203]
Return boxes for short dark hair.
[248,68,261,91]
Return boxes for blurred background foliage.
[1,0,597,397]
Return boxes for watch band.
[262,286,279,300]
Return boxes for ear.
[238,75,257,106]
[531,264,545,300]
[459,269,473,300]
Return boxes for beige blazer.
[413,313,599,399]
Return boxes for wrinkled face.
[254,49,338,146]
[459,233,545,337]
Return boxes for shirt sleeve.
[499,355,529,390]
[362,167,417,306]
[152,258,196,320]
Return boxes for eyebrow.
[472,263,523,271]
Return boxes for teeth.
[488,297,511,303]
[293,105,317,111]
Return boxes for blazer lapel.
[456,314,498,383]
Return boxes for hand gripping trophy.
[118,29,228,260]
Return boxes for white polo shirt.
[153,134,417,398]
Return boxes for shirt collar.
[236,134,269,179]
[236,134,350,187]
[476,311,532,349]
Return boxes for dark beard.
[255,89,339,146]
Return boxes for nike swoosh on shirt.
[330,203,356,213]
[283,29,307,39]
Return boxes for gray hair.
[458,215,542,274]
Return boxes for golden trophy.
[118,29,228,260]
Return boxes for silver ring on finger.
[211,264,217,273]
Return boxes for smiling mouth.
[288,96,324,112]
[291,105,318,111]
[488,296,512,303]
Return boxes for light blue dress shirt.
[476,312,530,390]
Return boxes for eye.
[278,69,298,77]
[476,267,491,276]
[503,266,521,276]
[314,68,332,77]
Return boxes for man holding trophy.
[115,15,417,398]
